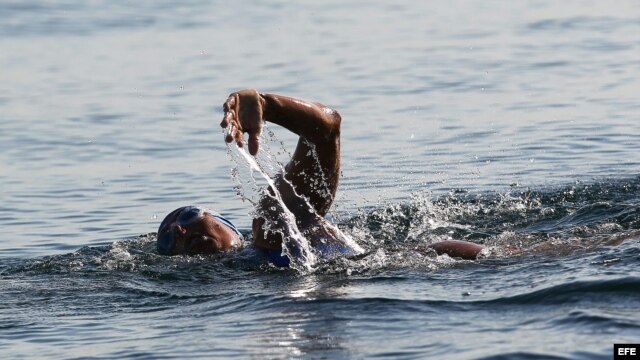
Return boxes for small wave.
[477,352,577,360]
[343,177,640,259]
[2,177,638,279]
[480,277,640,306]
[551,308,640,331]
[0,1,211,37]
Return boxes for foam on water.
[4,176,634,277]
[2,177,639,358]
[2,0,640,357]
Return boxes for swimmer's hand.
[221,89,265,156]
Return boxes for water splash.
[3,177,637,278]
[223,125,367,272]
[231,144,317,272]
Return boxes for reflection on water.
[1,0,639,257]
[257,276,350,358]
[1,0,640,358]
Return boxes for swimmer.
[157,90,483,264]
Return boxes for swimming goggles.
[157,206,242,255]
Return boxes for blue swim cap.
[157,206,242,255]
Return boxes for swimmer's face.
[157,206,242,255]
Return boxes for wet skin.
[221,89,483,260]
[159,89,483,260]
[222,90,346,252]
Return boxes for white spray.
[234,145,317,272]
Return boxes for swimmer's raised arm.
[221,89,344,253]
[260,93,341,142]
[221,89,340,155]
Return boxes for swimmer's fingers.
[225,122,235,143]
[225,122,244,146]
[248,129,261,156]
[235,89,263,156]
[234,126,245,148]
[221,110,234,128]
[221,94,238,128]
[221,90,262,153]
[222,94,236,113]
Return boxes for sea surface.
[1,0,639,359]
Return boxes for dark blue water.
[1,1,639,358]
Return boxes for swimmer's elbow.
[322,106,342,136]
[428,240,483,260]
[331,109,342,129]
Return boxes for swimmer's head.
[157,206,242,255]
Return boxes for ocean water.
[1,0,639,358]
